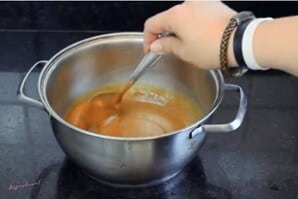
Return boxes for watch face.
[223,67,248,78]
[236,11,256,23]
[232,68,248,77]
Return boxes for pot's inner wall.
[44,36,217,120]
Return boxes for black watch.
[232,11,256,77]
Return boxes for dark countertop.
[1,30,298,199]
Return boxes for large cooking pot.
[17,32,247,187]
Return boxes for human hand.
[143,1,237,69]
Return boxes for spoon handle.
[129,32,175,84]
[129,52,162,83]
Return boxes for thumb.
[150,37,182,56]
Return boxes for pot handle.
[17,60,48,110]
[190,83,247,138]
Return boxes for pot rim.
[38,32,225,141]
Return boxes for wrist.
[253,19,275,70]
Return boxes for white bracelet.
[242,17,273,70]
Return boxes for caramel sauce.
[112,80,134,104]
[64,84,203,137]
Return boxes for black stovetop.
[1,30,298,199]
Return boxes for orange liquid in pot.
[64,84,203,137]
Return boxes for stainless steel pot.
[17,32,247,187]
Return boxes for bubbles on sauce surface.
[64,84,203,138]
[132,90,168,106]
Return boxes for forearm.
[254,16,298,76]
[144,1,298,76]
[227,16,298,76]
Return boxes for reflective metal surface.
[18,32,247,186]
[17,60,47,110]
[129,51,162,84]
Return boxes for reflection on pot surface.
[55,158,232,199]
